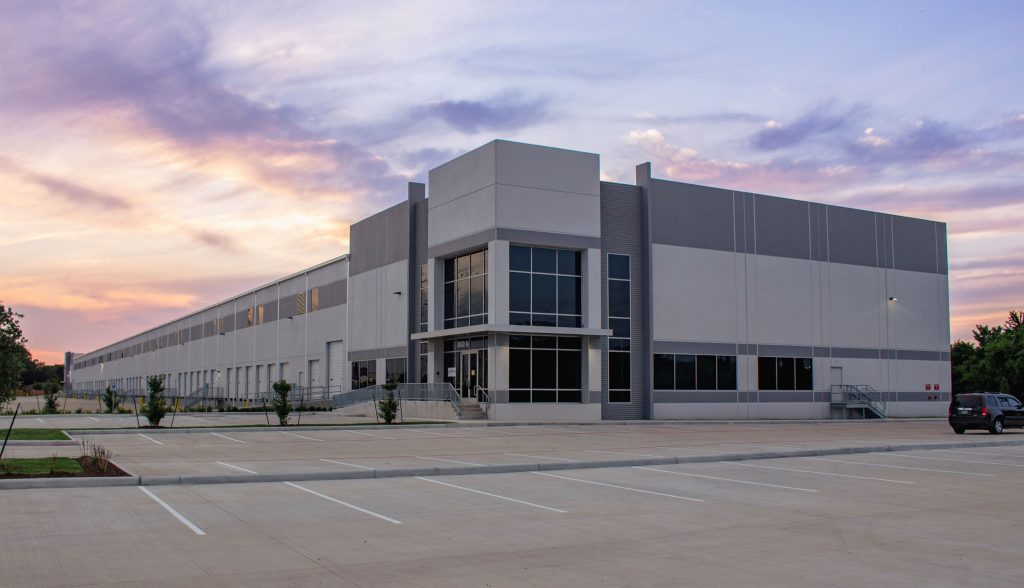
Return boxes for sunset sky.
[1,1,1022,364]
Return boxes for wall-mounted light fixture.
[888,297,899,302]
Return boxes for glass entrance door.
[458,352,478,399]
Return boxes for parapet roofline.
[74,253,350,360]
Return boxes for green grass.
[3,429,70,441]
[0,457,82,476]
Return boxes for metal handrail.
[332,383,463,416]
[831,384,887,418]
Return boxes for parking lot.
[2,421,1024,586]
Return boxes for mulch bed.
[0,457,131,479]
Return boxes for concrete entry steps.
[4,437,1024,491]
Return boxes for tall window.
[385,357,406,384]
[444,250,487,328]
[509,245,581,327]
[758,357,813,390]
[608,254,631,402]
[508,335,581,403]
[351,360,376,390]
[419,342,428,383]
[654,354,737,390]
[419,264,428,332]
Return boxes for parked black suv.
[949,392,1024,434]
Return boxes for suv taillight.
[982,407,989,417]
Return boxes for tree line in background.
[952,310,1024,397]
[0,303,63,404]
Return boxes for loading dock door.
[327,341,345,391]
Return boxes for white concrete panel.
[895,360,951,394]
[827,264,884,349]
[347,269,379,352]
[494,140,600,197]
[495,184,600,237]
[584,248,601,329]
[428,141,496,207]
[428,185,496,247]
[348,260,408,352]
[651,244,739,343]
[887,401,946,417]
[489,403,602,422]
[490,240,507,324]
[891,270,945,351]
[653,403,740,420]
[824,357,888,390]
[752,255,814,346]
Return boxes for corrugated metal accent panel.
[410,198,429,381]
[600,182,646,420]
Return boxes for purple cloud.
[416,95,548,134]
[750,101,868,151]
[0,1,407,201]
[0,156,132,211]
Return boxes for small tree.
[42,380,60,414]
[271,380,292,426]
[141,376,167,426]
[102,385,117,413]
[377,377,400,424]
[0,303,28,405]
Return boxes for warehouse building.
[67,140,951,420]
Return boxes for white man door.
[327,341,345,392]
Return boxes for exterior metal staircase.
[830,384,887,419]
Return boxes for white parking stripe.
[36,418,45,424]
[944,448,1024,458]
[284,482,401,524]
[880,453,1024,468]
[139,487,205,536]
[320,459,374,470]
[418,456,484,466]
[585,449,667,459]
[634,466,818,492]
[505,453,577,462]
[138,434,164,445]
[727,461,913,484]
[532,472,704,502]
[215,461,257,474]
[802,457,996,477]
[403,428,456,437]
[339,429,395,440]
[416,477,567,513]
[280,431,321,441]
[210,432,246,444]
[88,417,101,422]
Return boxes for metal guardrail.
[831,384,888,419]
[332,383,463,417]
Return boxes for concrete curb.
[0,440,77,447]
[4,437,1024,491]
[58,417,949,437]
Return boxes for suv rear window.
[953,395,984,408]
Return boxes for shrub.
[42,381,60,414]
[102,385,118,414]
[140,376,167,426]
[377,377,401,424]
[79,438,115,473]
[271,380,292,426]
